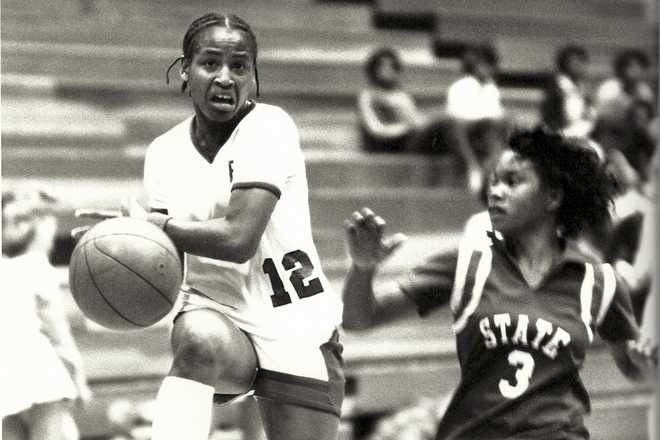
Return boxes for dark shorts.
[213,329,345,417]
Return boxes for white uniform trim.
[579,263,595,342]
[452,247,493,334]
[596,263,617,326]
[450,239,475,315]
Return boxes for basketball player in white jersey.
[138,13,344,440]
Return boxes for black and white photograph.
[1,1,658,439]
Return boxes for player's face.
[186,26,255,123]
[487,150,557,236]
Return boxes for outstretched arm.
[342,207,411,330]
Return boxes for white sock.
[151,376,215,440]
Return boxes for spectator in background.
[593,49,656,186]
[1,188,91,440]
[444,44,509,192]
[357,47,423,154]
[595,49,654,126]
[540,44,596,137]
[358,46,486,192]
[601,98,656,190]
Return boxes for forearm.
[342,264,380,330]
[163,217,255,263]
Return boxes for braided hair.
[166,13,260,96]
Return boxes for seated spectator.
[357,47,485,192]
[443,44,509,192]
[593,49,656,184]
[595,49,654,126]
[608,99,656,188]
[540,44,596,137]
[357,47,423,154]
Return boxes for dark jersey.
[399,232,639,440]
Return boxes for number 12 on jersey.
[262,249,324,307]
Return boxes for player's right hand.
[344,207,407,271]
[71,208,122,241]
[72,196,148,241]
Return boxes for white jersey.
[144,103,342,338]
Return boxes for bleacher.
[2,0,656,438]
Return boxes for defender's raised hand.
[344,207,407,271]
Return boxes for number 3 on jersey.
[499,350,535,399]
[262,249,324,307]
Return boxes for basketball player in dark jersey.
[342,127,654,439]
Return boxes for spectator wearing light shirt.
[444,44,509,193]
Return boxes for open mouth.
[488,206,506,216]
[210,94,235,106]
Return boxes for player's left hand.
[344,207,407,270]
[627,338,658,369]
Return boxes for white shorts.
[178,290,345,416]
[179,290,338,381]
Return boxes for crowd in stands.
[357,43,657,195]
[357,45,509,193]
[357,41,657,306]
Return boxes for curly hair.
[507,127,614,238]
[365,47,403,87]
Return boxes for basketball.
[69,217,182,331]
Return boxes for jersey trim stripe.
[458,252,480,317]
[450,240,475,315]
[579,263,595,342]
[596,263,617,326]
[452,247,492,334]
[232,182,282,199]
